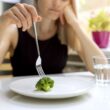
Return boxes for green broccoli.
[35,77,54,92]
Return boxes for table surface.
[0,72,110,110]
[0,74,12,79]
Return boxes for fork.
[33,22,45,77]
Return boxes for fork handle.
[33,22,40,56]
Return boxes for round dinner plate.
[9,75,95,99]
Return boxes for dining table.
[0,71,110,110]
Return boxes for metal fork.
[33,22,45,77]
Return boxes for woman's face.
[36,0,70,20]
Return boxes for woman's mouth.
[49,9,60,15]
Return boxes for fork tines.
[36,65,45,77]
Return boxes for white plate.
[9,75,95,99]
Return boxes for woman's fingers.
[71,0,77,16]
[64,5,77,25]
[8,10,22,28]
[11,6,28,31]
[15,3,32,30]
[60,0,77,25]
[23,3,42,22]
[3,3,42,31]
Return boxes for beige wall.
[79,0,110,12]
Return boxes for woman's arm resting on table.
[64,5,106,72]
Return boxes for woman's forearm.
[73,22,105,69]
[72,23,105,71]
[66,6,105,56]
[64,5,105,72]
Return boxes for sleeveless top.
[10,28,68,76]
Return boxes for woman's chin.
[48,15,59,21]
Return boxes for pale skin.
[0,0,105,72]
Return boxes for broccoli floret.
[35,77,54,92]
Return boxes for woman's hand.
[64,5,78,27]
[60,0,77,26]
[1,3,42,31]
[71,0,77,16]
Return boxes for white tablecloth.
[0,72,110,110]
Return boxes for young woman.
[0,0,105,76]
